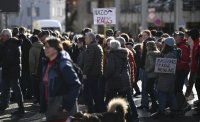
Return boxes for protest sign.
[93,8,116,25]
[154,58,177,73]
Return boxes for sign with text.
[155,58,177,73]
[93,8,116,25]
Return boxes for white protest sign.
[154,58,177,73]
[93,8,116,25]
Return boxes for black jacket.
[105,48,131,92]
[19,34,32,72]
[2,37,22,80]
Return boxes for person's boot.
[0,103,9,114]
[148,103,159,113]
[11,107,25,116]
[11,102,25,116]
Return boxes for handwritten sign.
[93,8,116,25]
[155,58,177,73]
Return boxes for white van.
[33,19,62,32]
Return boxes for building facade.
[76,0,200,34]
[6,0,65,31]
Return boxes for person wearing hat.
[106,29,114,38]
[152,37,179,118]
[174,31,191,113]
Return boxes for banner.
[93,8,116,25]
[155,58,177,73]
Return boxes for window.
[35,7,40,17]
[27,7,31,16]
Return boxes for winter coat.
[83,41,104,76]
[157,49,178,92]
[2,37,22,80]
[19,34,32,73]
[127,48,136,83]
[145,50,160,78]
[176,39,190,71]
[41,50,81,112]
[29,41,43,75]
[76,46,86,70]
[191,38,200,73]
[105,48,131,92]
[141,40,148,68]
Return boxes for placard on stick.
[154,58,177,73]
[93,8,116,25]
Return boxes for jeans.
[83,75,105,113]
[0,78,24,109]
[139,68,149,107]
[105,88,139,121]
[146,78,158,108]
[175,70,189,109]
[157,91,177,112]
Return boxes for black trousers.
[195,77,200,108]
[146,78,158,108]
[175,70,189,110]
[0,78,24,109]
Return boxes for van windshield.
[41,27,61,32]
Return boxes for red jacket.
[191,38,200,73]
[176,39,190,71]
[127,49,136,84]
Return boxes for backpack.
[55,59,83,84]
[70,60,83,83]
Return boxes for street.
[0,81,199,122]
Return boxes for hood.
[32,41,43,48]
[147,50,160,57]
[110,48,128,60]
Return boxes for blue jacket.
[42,50,81,111]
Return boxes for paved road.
[0,81,199,122]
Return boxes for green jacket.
[83,41,104,76]
[145,50,160,78]
[29,41,43,75]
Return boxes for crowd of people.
[0,26,199,122]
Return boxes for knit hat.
[106,29,114,37]
[164,37,175,47]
